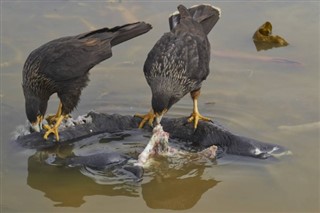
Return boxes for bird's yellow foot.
[43,124,60,141]
[135,110,155,128]
[45,114,70,125]
[44,102,70,126]
[45,114,58,125]
[187,112,211,129]
[42,115,65,141]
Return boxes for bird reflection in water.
[27,144,219,209]
[142,155,219,210]
[27,144,139,207]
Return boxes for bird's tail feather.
[177,5,191,19]
[77,22,152,46]
[169,4,221,35]
[110,22,152,46]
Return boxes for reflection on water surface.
[26,131,218,210]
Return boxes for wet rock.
[253,21,289,51]
[14,111,288,181]
[14,111,286,159]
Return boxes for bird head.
[23,88,43,132]
[151,90,180,125]
[150,76,186,125]
[152,95,169,125]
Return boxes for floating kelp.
[253,21,289,51]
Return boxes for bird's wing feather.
[39,38,112,81]
[189,35,210,81]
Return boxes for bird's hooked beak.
[30,115,43,132]
[155,109,167,125]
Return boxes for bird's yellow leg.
[45,102,63,125]
[43,114,65,141]
[45,102,70,125]
[187,90,211,129]
[37,115,44,124]
[135,109,155,128]
[31,115,44,132]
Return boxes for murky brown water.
[1,1,319,212]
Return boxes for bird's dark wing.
[169,4,221,35]
[36,22,152,82]
[76,22,152,47]
[190,35,210,81]
[184,34,210,81]
[37,37,112,81]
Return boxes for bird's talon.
[43,124,52,131]
[43,126,60,141]
[43,114,64,141]
[134,114,144,119]
[139,116,153,128]
[187,116,194,123]
[138,120,147,129]
[45,114,57,125]
[148,119,154,127]
[135,110,155,128]
[188,112,211,129]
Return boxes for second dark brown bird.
[22,22,152,141]
[136,4,220,129]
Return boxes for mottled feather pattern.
[144,31,208,96]
[140,5,214,116]
[23,52,57,98]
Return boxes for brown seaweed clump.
[253,21,289,51]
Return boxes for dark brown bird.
[22,22,152,141]
[136,4,220,129]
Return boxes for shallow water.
[1,1,319,212]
